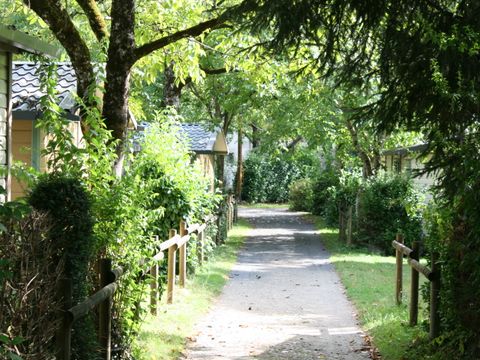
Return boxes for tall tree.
[19,0,235,167]
[234,0,480,351]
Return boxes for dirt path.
[183,207,371,360]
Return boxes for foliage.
[288,178,313,211]
[28,174,98,359]
[0,207,60,360]
[242,149,317,203]
[310,169,340,225]
[414,201,480,360]
[357,173,423,254]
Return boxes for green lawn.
[134,220,251,359]
[306,215,429,360]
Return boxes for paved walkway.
[183,207,371,360]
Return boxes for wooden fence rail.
[56,205,236,360]
[392,235,441,340]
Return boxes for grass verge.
[241,203,287,209]
[306,215,429,360]
[134,219,251,360]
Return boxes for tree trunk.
[235,127,243,200]
[345,119,374,178]
[251,123,260,148]
[164,62,183,110]
[102,0,136,174]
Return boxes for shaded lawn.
[134,219,251,360]
[306,215,429,360]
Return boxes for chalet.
[11,62,82,199]
[0,25,60,201]
[382,143,435,199]
[179,123,229,191]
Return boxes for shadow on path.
[183,206,371,360]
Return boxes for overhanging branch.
[134,17,225,61]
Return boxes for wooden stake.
[395,233,404,305]
[99,259,113,360]
[347,206,353,246]
[198,231,204,266]
[150,263,158,315]
[430,251,441,339]
[56,278,72,360]
[409,241,419,326]
[167,229,177,304]
[179,220,187,287]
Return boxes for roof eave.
[0,25,61,58]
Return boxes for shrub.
[28,174,98,360]
[289,178,314,211]
[311,169,340,225]
[242,150,317,203]
[357,173,423,253]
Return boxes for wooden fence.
[55,206,236,360]
[392,234,441,340]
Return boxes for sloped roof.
[12,62,77,112]
[382,143,428,156]
[180,123,228,154]
[180,123,217,153]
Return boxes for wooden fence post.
[230,195,234,229]
[150,263,158,315]
[179,220,187,287]
[56,278,72,360]
[409,241,420,326]
[167,229,177,304]
[339,210,346,242]
[430,251,441,339]
[346,206,353,246]
[395,233,404,305]
[198,230,204,266]
[99,259,113,360]
[233,198,238,222]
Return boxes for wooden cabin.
[11,62,83,199]
[179,123,229,191]
[0,25,60,201]
[382,143,435,200]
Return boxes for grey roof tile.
[12,62,77,112]
[179,123,217,153]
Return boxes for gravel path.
[183,207,371,360]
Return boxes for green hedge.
[242,150,316,203]
[357,173,423,253]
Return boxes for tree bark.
[102,0,136,163]
[345,119,374,178]
[251,123,260,148]
[163,62,184,110]
[235,126,243,200]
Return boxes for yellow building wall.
[11,118,83,199]
[11,119,32,199]
[195,154,215,192]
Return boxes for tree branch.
[134,17,225,61]
[201,66,229,75]
[75,0,108,41]
[23,0,95,99]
